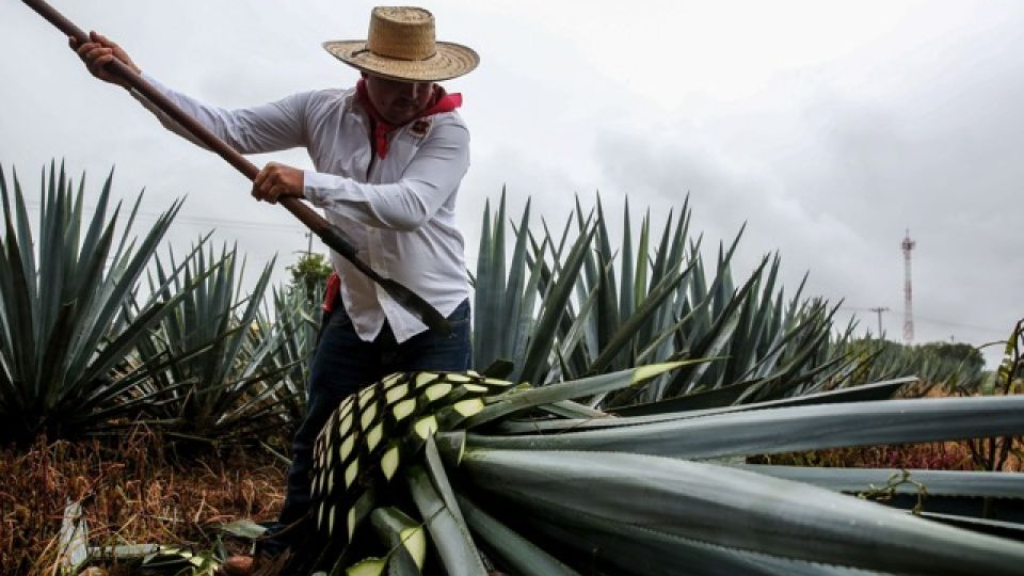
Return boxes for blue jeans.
[264,299,471,553]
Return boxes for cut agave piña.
[310,371,513,546]
[300,363,683,575]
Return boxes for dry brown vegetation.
[751,441,979,470]
[0,430,287,576]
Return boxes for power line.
[17,200,309,233]
[11,203,314,268]
[910,314,1010,336]
[840,306,1009,336]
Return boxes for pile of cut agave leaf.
[285,362,1024,576]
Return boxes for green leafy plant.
[287,252,332,304]
[472,192,874,412]
[254,284,322,445]
[128,244,297,447]
[963,319,1023,474]
[0,162,191,446]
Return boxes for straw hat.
[324,7,479,82]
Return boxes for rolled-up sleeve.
[303,122,470,231]
[131,72,309,154]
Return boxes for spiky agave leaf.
[737,464,1024,524]
[255,284,320,435]
[296,366,1024,576]
[470,193,870,417]
[460,449,1024,576]
[466,393,1024,459]
[129,243,295,445]
[456,494,580,576]
[0,162,207,445]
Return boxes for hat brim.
[323,40,479,82]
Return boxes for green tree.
[919,341,986,374]
[288,252,333,303]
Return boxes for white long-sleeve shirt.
[132,73,471,343]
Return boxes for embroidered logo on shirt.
[411,119,431,138]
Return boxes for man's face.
[363,73,435,125]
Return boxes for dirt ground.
[1,434,287,575]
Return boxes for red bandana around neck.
[355,79,463,159]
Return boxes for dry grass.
[751,441,980,470]
[0,429,287,576]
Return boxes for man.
[73,6,478,574]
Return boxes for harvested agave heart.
[309,370,515,544]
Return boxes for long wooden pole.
[22,0,451,335]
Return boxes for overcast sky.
[2,0,1022,366]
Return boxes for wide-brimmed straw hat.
[324,7,479,82]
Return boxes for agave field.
[2,163,1023,575]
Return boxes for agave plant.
[287,365,1024,576]
[0,162,194,446]
[127,243,297,446]
[254,283,324,442]
[960,319,1023,473]
[472,192,872,412]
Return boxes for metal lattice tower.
[901,229,916,344]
